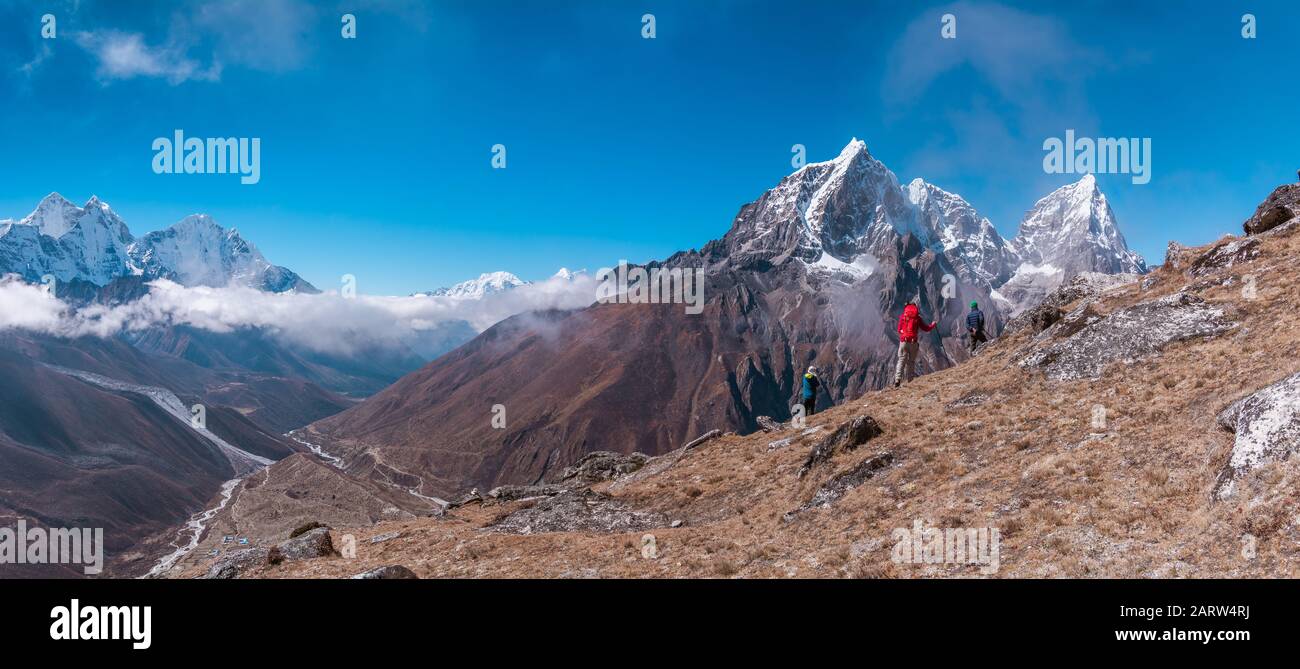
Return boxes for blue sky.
[2,0,1297,295]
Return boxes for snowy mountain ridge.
[0,193,315,293]
[415,267,587,299]
[722,139,1147,313]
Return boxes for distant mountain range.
[414,268,587,299]
[0,193,315,293]
[723,139,1146,313]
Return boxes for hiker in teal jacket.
[800,366,821,417]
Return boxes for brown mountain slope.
[0,332,350,577]
[207,192,1300,579]
[304,234,992,499]
[0,348,243,577]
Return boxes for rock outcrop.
[555,451,651,485]
[798,415,884,477]
[1214,372,1300,499]
[268,527,336,564]
[489,489,669,535]
[1005,272,1138,335]
[1243,183,1299,235]
[351,565,419,579]
[487,484,570,501]
[786,452,893,521]
[203,547,270,580]
[1019,292,1235,381]
[1186,237,1261,277]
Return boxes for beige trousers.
[894,340,919,385]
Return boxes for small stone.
[351,565,418,579]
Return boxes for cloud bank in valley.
[0,273,599,357]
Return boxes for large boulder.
[268,527,335,563]
[1243,183,1300,235]
[1019,292,1235,381]
[798,415,884,477]
[203,547,269,580]
[1214,372,1300,499]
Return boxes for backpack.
[898,305,919,340]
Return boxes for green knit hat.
[970,301,978,309]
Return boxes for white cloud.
[0,273,599,357]
[69,0,318,85]
[18,44,53,77]
[883,1,1101,108]
[0,278,66,332]
[882,1,1107,184]
[192,0,317,73]
[73,30,220,84]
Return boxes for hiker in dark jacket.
[966,301,987,353]
[800,365,821,416]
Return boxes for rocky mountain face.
[300,140,1148,500]
[0,193,316,293]
[178,179,1300,580]
[907,178,1019,287]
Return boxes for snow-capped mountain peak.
[129,214,315,293]
[553,267,589,281]
[423,271,529,299]
[996,174,1147,314]
[21,192,86,239]
[0,195,314,292]
[834,137,869,162]
[1012,174,1146,276]
[721,138,920,266]
[718,139,1148,315]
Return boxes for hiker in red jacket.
[893,300,937,387]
